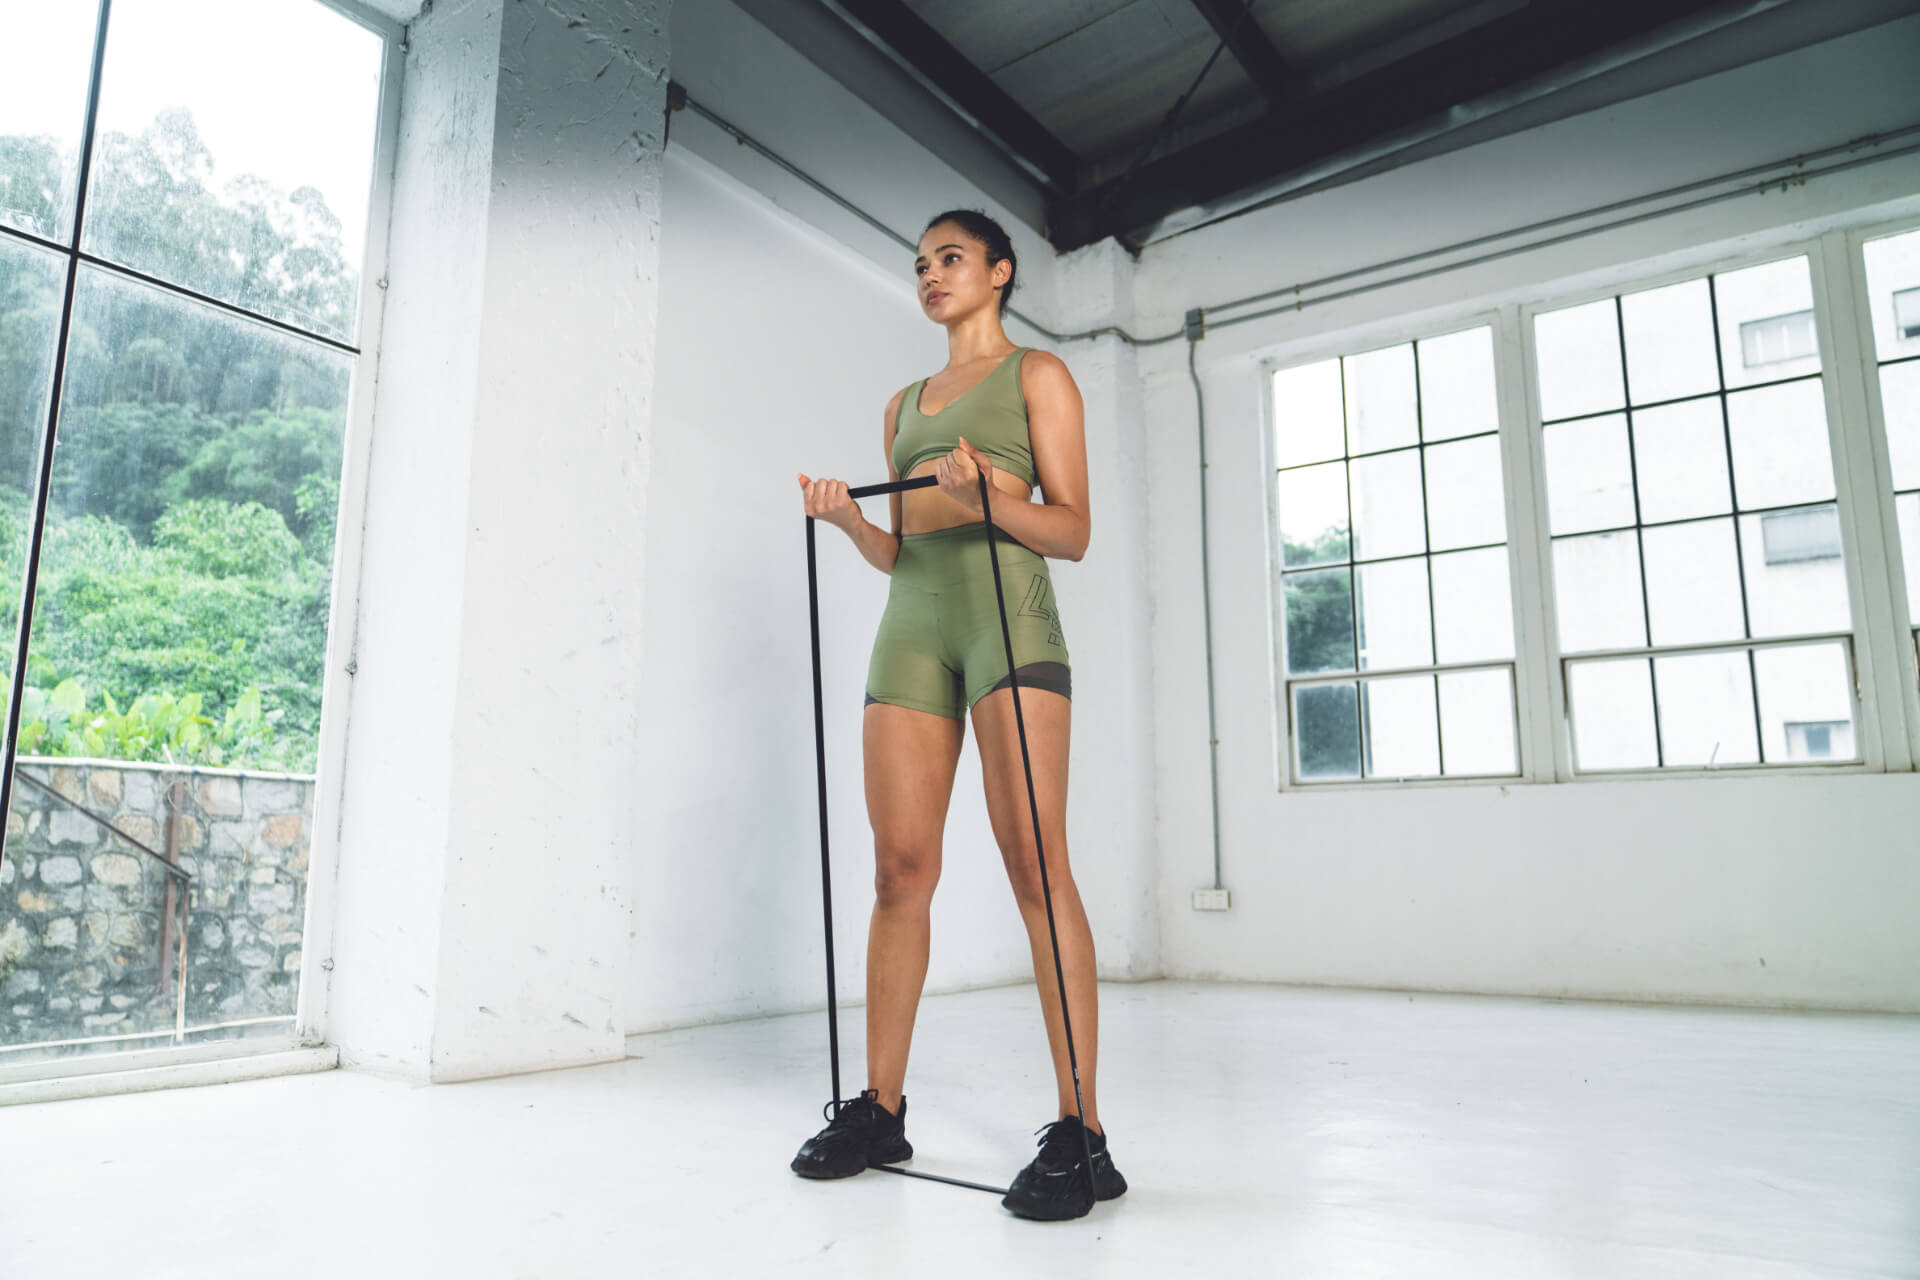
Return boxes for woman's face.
[914,223,1008,323]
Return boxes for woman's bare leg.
[861,701,965,1114]
[969,687,1100,1133]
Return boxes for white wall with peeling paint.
[323,0,672,1081]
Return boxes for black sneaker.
[790,1088,913,1179]
[1001,1114,1128,1220]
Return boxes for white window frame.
[1519,236,1897,781]
[1262,227,1920,789]
[1262,308,1550,790]
[1835,215,1920,770]
[0,0,407,1094]
[294,0,407,1055]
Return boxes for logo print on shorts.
[1019,575,1064,648]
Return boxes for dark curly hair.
[923,208,1016,315]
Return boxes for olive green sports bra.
[892,347,1036,488]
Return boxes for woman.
[789,209,1126,1221]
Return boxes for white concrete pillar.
[1044,240,1162,979]
[321,0,670,1081]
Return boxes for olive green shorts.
[864,521,1071,721]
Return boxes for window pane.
[1861,227,1920,363]
[1343,343,1418,454]
[1632,397,1731,524]
[1543,414,1634,534]
[3,761,199,1054]
[1569,658,1657,770]
[1296,682,1360,779]
[1355,558,1431,670]
[1273,357,1345,468]
[0,4,99,241]
[1425,434,1505,550]
[1753,643,1856,763]
[1285,566,1355,676]
[1879,359,1920,492]
[1418,326,1496,442]
[1535,299,1624,421]
[1741,507,1851,638]
[29,265,348,748]
[1739,311,1816,371]
[1621,277,1718,405]
[0,265,348,1063]
[1431,547,1513,664]
[0,237,65,671]
[1348,449,1425,561]
[1362,674,1439,778]
[1277,321,1514,787]
[81,0,385,342]
[1438,668,1516,775]
[1643,518,1744,647]
[1899,493,1920,617]
[1727,379,1834,510]
[1554,531,1647,653]
[1715,257,1819,389]
[1277,460,1349,567]
[1653,650,1759,766]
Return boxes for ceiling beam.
[1188,0,1293,104]
[1051,0,1750,250]
[823,0,1081,194]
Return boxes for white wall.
[325,0,1920,1078]
[624,0,1170,1034]
[321,0,670,1080]
[630,146,1038,1032]
[628,56,1161,1029]
[1141,16,1920,1012]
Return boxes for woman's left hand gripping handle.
[935,436,994,513]
[798,473,859,532]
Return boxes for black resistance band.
[805,472,1097,1198]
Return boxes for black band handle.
[846,475,938,500]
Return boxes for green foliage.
[0,109,358,776]
[155,499,301,579]
[13,497,330,770]
[166,407,344,537]
[1284,530,1363,778]
[84,108,358,339]
[294,472,339,566]
[42,402,221,540]
[0,134,63,239]
[1283,531,1358,676]
[11,677,291,770]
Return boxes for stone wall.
[0,760,314,1051]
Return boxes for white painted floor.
[2,981,1916,1279]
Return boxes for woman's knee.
[874,844,940,906]
[999,835,1070,907]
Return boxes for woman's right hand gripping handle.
[797,473,860,533]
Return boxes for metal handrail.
[13,767,193,882]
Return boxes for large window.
[1274,326,1520,782]
[1860,228,1920,672]
[1269,231,1920,785]
[0,0,388,1069]
[1536,257,1856,772]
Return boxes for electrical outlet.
[1191,887,1231,911]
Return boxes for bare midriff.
[900,459,1032,536]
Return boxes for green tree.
[0,134,64,239]
[165,407,344,538]
[1284,530,1362,778]
[0,110,355,773]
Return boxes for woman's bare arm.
[838,388,907,575]
[933,351,1090,561]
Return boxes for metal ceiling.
[801,0,1915,251]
